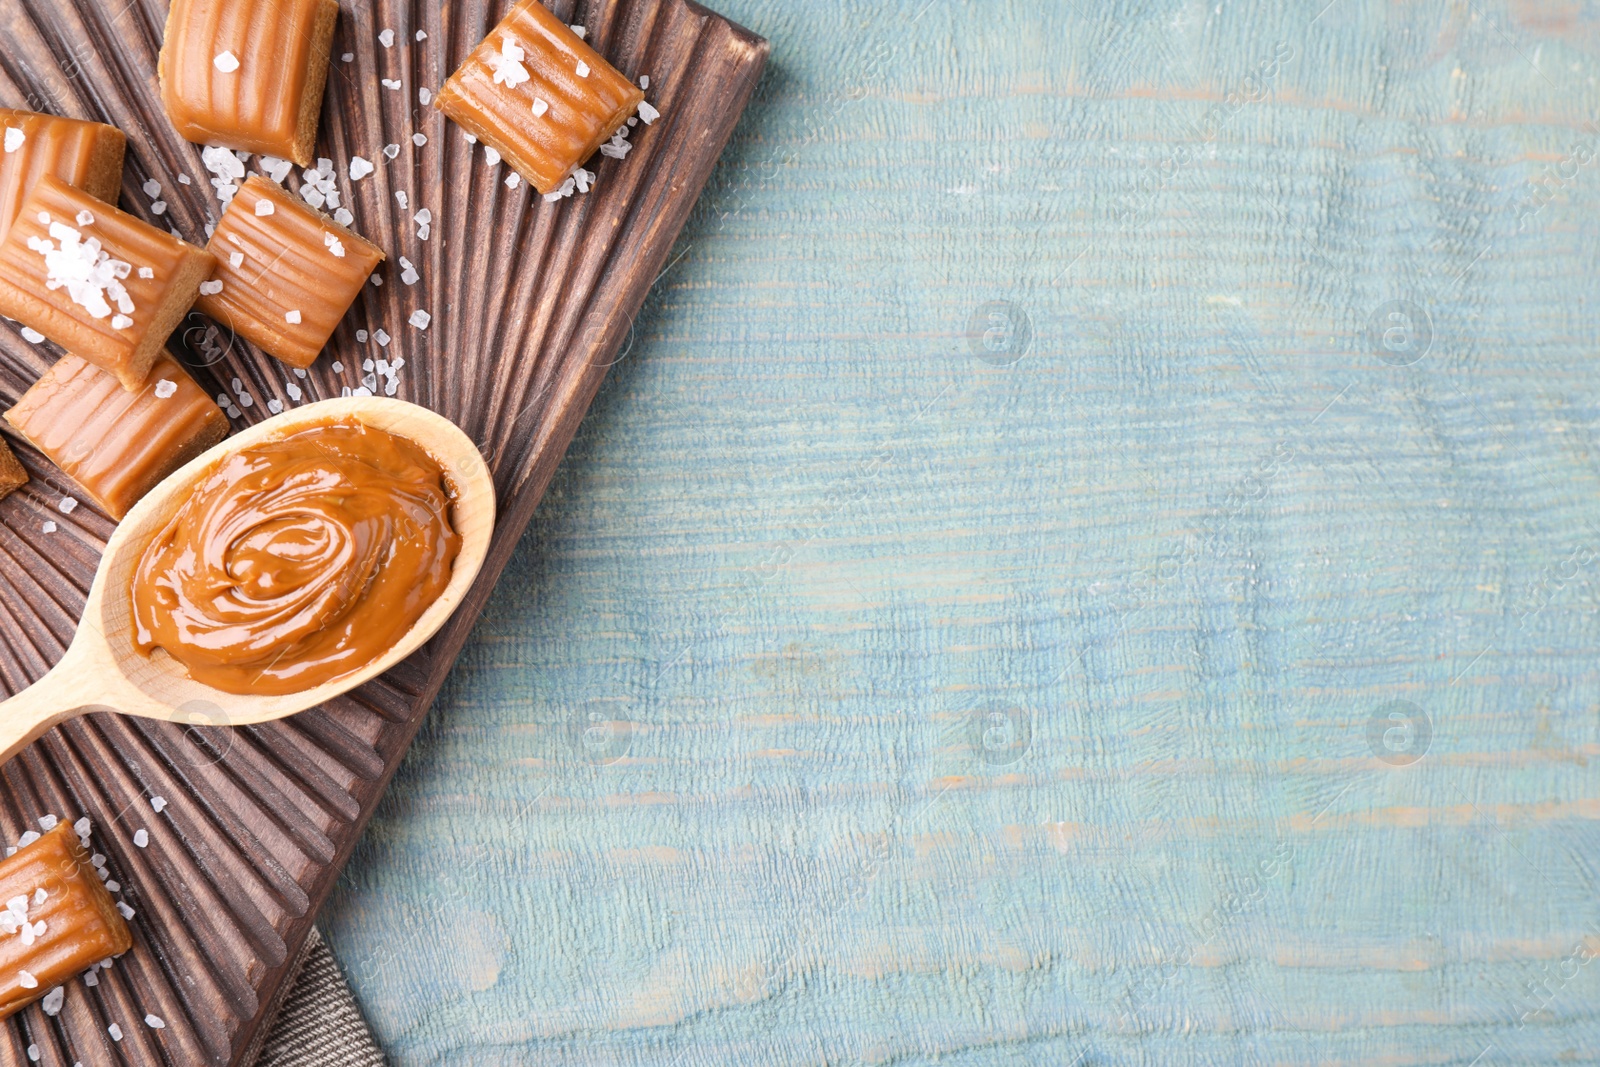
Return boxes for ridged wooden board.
[0,0,766,1063]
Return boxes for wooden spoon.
[0,396,495,763]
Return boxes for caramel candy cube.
[158,0,339,167]
[196,176,383,369]
[436,0,645,195]
[0,821,132,1021]
[0,176,214,391]
[0,110,125,244]
[0,440,26,503]
[5,353,228,520]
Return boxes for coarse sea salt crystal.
[383,143,400,159]
[413,133,427,147]
[419,88,432,106]
[40,521,55,534]
[349,156,374,181]
[640,75,650,89]
[153,379,177,399]
[356,329,368,342]
[57,498,76,515]
[531,98,549,118]
[151,201,167,216]
[638,100,660,124]
[395,190,409,211]
[199,280,223,296]
[133,829,148,848]
[342,52,354,62]
[214,51,239,73]
[74,209,94,226]
[334,208,354,226]
[116,902,134,921]
[569,24,586,38]
[382,78,402,90]
[575,60,590,78]
[74,817,90,837]
[484,146,501,166]
[18,971,35,989]
[416,30,427,41]
[40,987,61,1015]
[139,266,154,278]
[287,382,302,400]
[409,309,430,329]
[506,173,520,189]
[229,251,244,268]
[26,1044,36,1061]
[379,28,395,47]
[151,796,167,812]
[37,817,55,832]
[142,179,161,198]
[285,309,302,324]
[84,970,98,986]
[331,360,343,373]
[374,329,390,346]
[146,1015,165,1029]
[3,128,23,153]
[325,233,346,257]
[464,132,478,144]
[108,1023,123,1041]
[177,173,191,185]
[20,327,43,343]
[111,314,132,330]
[267,398,283,414]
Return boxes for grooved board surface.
[0,0,766,1063]
[321,0,1600,1063]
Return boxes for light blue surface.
[323,1,1600,1062]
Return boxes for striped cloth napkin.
[253,928,384,1066]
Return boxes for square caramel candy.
[435,0,645,195]
[159,0,339,167]
[0,440,26,503]
[0,175,214,391]
[0,109,125,244]
[0,821,132,1022]
[4,353,228,520]
[197,176,384,369]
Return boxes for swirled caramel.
[131,419,460,695]
[158,0,339,166]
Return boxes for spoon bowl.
[0,396,495,761]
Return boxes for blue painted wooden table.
[320,0,1600,1062]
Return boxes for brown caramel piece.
[435,0,644,195]
[0,439,26,503]
[4,353,228,520]
[197,176,383,369]
[0,821,132,1021]
[0,176,214,391]
[158,0,339,167]
[0,110,125,245]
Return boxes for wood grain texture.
[0,0,766,1063]
[319,0,1600,1064]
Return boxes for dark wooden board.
[0,0,766,1063]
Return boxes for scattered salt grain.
[57,498,76,515]
[26,1044,36,1061]
[399,257,418,285]
[381,78,402,90]
[342,52,354,62]
[151,200,167,216]
[569,24,586,38]
[487,34,529,88]
[198,280,223,296]
[260,155,293,183]
[640,75,649,89]
[416,30,428,42]
[464,132,478,144]
[370,274,382,286]
[412,133,427,147]
[138,266,154,278]
[74,209,94,227]
[374,329,390,346]
[142,179,161,198]
[177,173,191,185]
[531,98,548,118]
[133,829,148,848]
[18,971,35,989]
[108,1023,122,1041]
[229,251,244,268]
[73,817,90,837]
[40,987,61,1015]
[356,329,368,342]
[638,100,660,124]
[267,398,283,414]
[506,173,521,189]
[395,190,409,211]
[334,208,354,226]
[285,309,302,324]
[146,1015,165,1029]
[32,888,45,905]
[151,796,167,813]
[287,382,302,400]
[3,128,22,153]
[111,315,132,330]
[484,146,501,167]
[419,88,432,106]
[40,521,55,534]
[104,881,118,893]
[331,361,343,373]
[153,379,177,399]
[379,28,395,47]
[20,327,43,343]
[383,143,400,159]
[116,902,134,920]
[325,232,346,258]
[213,51,239,73]
[575,60,590,78]
[409,309,430,330]
[84,970,98,986]
[348,156,374,181]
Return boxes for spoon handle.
[0,654,99,764]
